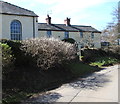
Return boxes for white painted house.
[0,1,38,40]
[0,1,101,48]
[38,15,101,48]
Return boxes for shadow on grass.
[21,92,62,104]
[3,62,107,104]
[21,63,111,103]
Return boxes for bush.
[0,43,14,76]
[0,39,28,67]
[102,46,120,60]
[90,57,119,67]
[107,46,120,54]
[81,49,104,62]
[81,48,120,64]
[62,38,76,44]
[21,37,77,70]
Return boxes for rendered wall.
[1,14,38,40]
[38,31,101,48]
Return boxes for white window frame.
[10,20,22,40]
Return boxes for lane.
[21,65,119,103]
[71,65,118,102]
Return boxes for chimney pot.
[64,17,71,26]
[46,15,51,25]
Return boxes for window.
[90,43,94,48]
[80,32,83,38]
[64,32,69,39]
[80,43,84,48]
[10,20,22,40]
[91,32,94,39]
[47,31,52,37]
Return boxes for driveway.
[22,65,119,103]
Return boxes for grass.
[3,62,101,104]
[2,88,34,104]
[3,56,118,104]
[67,62,100,77]
[89,57,119,67]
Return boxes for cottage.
[38,15,101,48]
[0,1,101,48]
[0,1,38,40]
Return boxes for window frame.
[47,31,52,38]
[10,20,22,40]
[91,32,94,39]
[64,31,69,39]
[80,32,83,38]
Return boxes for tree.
[102,1,120,45]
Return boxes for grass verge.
[2,62,101,104]
[67,62,101,77]
[89,57,120,67]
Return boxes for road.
[22,65,119,103]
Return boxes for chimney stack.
[64,17,71,26]
[46,15,51,25]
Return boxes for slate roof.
[73,25,101,32]
[38,23,62,31]
[38,23,101,33]
[0,1,38,17]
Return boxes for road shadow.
[21,92,62,104]
[21,67,113,103]
[69,70,112,90]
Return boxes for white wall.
[38,31,46,38]
[0,14,2,39]
[34,17,38,38]
[69,32,80,43]
[38,30,101,48]
[52,31,64,40]
[1,14,38,40]
[38,31,65,40]
[93,33,101,48]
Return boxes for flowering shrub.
[21,37,77,70]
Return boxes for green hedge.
[1,38,78,104]
[2,38,78,94]
[62,38,76,44]
[0,43,14,77]
[81,48,120,63]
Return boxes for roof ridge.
[38,23,65,25]
[73,25,91,27]
[38,23,101,33]
[38,23,92,27]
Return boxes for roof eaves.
[1,12,38,17]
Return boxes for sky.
[2,0,120,31]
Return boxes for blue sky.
[3,0,120,30]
